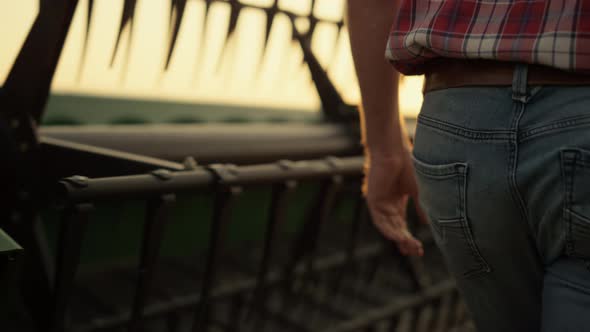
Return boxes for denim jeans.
[412,64,590,332]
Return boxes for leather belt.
[422,59,590,93]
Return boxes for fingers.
[364,152,426,257]
[390,224,424,257]
[400,163,429,226]
[369,208,424,257]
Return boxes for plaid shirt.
[386,0,590,75]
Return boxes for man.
[347,0,590,331]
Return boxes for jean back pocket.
[561,148,590,258]
[413,155,491,278]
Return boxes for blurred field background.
[0,0,424,124]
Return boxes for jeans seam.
[461,167,492,277]
[560,151,570,255]
[520,114,590,142]
[508,103,528,226]
[418,114,512,142]
[412,155,468,177]
[509,65,535,260]
[561,150,579,256]
[568,209,590,224]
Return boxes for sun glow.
[0,0,423,116]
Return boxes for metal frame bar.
[323,280,458,332]
[50,154,465,332]
[70,242,386,332]
[191,164,243,331]
[251,179,297,315]
[129,193,176,331]
[40,136,184,180]
[51,203,92,332]
[40,123,364,166]
[57,157,363,204]
[4,212,56,332]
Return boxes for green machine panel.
[0,227,22,255]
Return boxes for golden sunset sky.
[0,0,423,116]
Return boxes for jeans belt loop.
[511,64,529,104]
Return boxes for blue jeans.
[413,64,590,332]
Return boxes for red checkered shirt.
[386,0,590,75]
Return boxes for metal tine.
[191,184,242,332]
[128,193,176,332]
[416,303,436,332]
[449,292,467,328]
[302,177,342,282]
[3,0,80,123]
[110,0,137,68]
[345,192,367,268]
[325,20,345,72]
[408,307,423,332]
[300,174,343,290]
[227,293,246,332]
[251,179,297,317]
[88,0,94,30]
[214,0,242,74]
[409,256,433,290]
[333,0,345,45]
[304,158,345,276]
[431,293,452,331]
[309,0,317,31]
[335,19,345,43]
[227,0,242,42]
[443,291,458,329]
[298,0,317,67]
[426,297,444,332]
[164,0,188,70]
[287,0,318,67]
[290,15,346,122]
[77,0,94,82]
[361,234,385,284]
[192,0,213,83]
[326,188,366,297]
[330,1,347,59]
[264,0,279,53]
[444,292,458,329]
[364,205,429,288]
[387,315,400,332]
[308,6,318,41]
[50,203,93,332]
[166,313,182,332]
[264,13,295,90]
[280,169,343,299]
[255,0,279,76]
[70,284,118,320]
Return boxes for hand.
[363,150,427,256]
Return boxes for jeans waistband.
[422,59,590,94]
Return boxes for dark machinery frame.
[0,2,465,331]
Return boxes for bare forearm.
[347,0,403,158]
[347,1,425,257]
